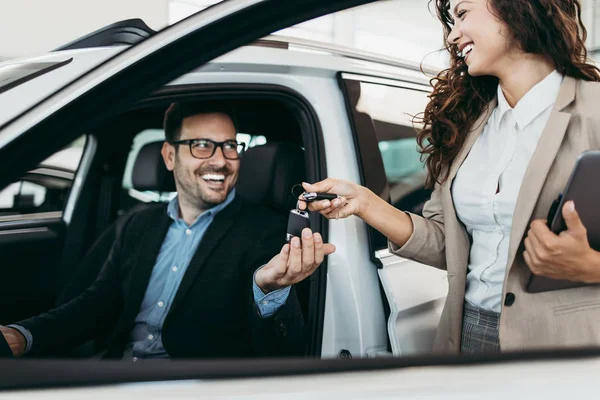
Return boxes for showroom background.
[1,0,599,66]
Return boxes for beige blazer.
[390,76,600,353]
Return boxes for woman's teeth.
[462,44,474,58]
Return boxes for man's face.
[162,112,240,209]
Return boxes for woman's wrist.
[356,185,374,220]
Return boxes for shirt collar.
[167,188,236,224]
[494,70,563,130]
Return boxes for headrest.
[132,142,176,192]
[237,142,305,214]
[131,141,305,214]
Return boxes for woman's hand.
[524,201,600,283]
[299,179,370,220]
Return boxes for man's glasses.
[169,138,246,160]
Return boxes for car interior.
[0,90,324,358]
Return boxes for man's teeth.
[462,44,474,58]
[202,174,226,182]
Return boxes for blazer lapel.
[505,76,577,273]
[118,206,172,330]
[169,196,244,312]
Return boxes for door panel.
[376,249,448,356]
[0,137,86,325]
[339,73,446,355]
[0,215,65,324]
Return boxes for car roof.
[0,35,434,129]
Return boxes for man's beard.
[174,164,235,209]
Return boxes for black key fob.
[287,209,310,242]
[301,192,339,202]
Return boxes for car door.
[339,73,449,356]
[0,136,91,324]
[0,0,377,328]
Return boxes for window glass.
[355,80,431,215]
[0,181,47,209]
[0,135,85,216]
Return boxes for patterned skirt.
[460,301,501,354]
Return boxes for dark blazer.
[17,196,306,359]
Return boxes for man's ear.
[161,142,175,171]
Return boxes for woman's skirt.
[460,300,501,354]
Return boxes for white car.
[0,0,598,397]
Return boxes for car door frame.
[338,72,449,356]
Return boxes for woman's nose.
[447,25,461,47]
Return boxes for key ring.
[291,184,339,203]
[292,184,305,211]
[291,184,305,199]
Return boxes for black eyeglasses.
[169,139,246,160]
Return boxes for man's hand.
[524,201,600,283]
[255,228,336,294]
[0,326,26,357]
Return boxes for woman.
[302,0,600,354]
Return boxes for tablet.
[526,150,600,293]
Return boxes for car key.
[287,186,340,242]
[286,206,311,243]
[300,192,339,202]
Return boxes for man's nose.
[208,146,227,165]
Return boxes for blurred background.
[1,0,598,66]
[0,0,443,66]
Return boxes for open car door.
[0,0,377,335]
[376,249,448,355]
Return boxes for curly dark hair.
[418,0,600,188]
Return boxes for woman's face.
[447,0,517,77]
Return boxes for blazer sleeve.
[15,217,130,356]
[388,181,447,270]
[246,215,306,357]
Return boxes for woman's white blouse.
[451,70,563,312]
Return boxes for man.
[0,101,334,360]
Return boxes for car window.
[349,78,431,215]
[340,76,432,251]
[0,181,47,209]
[121,129,267,206]
[0,135,85,217]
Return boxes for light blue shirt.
[12,189,290,357]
